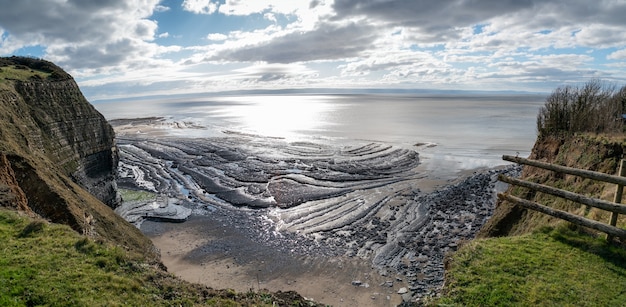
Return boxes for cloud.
[181,0,219,14]
[333,0,535,43]
[0,0,163,71]
[211,22,379,63]
[340,50,441,77]
[218,1,305,16]
[2,0,626,98]
[155,5,170,12]
[181,0,310,16]
[232,63,318,83]
[332,0,626,48]
[608,49,626,60]
[207,33,228,41]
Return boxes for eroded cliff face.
[479,134,626,237]
[0,57,155,259]
[13,80,121,207]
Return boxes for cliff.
[480,133,626,237]
[0,57,155,258]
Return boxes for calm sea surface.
[94,93,546,171]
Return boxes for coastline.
[136,166,512,306]
[110,118,519,305]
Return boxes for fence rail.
[499,156,626,240]
[502,155,626,186]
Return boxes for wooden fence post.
[607,159,626,241]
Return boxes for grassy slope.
[0,209,318,307]
[434,134,626,306]
[0,59,322,306]
[439,226,626,306]
[0,66,50,83]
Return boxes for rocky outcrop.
[0,57,155,259]
[13,79,121,207]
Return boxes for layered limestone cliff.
[13,79,121,206]
[0,57,155,258]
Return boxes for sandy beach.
[143,215,405,307]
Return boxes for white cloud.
[264,13,277,23]
[608,49,626,60]
[181,0,219,14]
[207,33,228,41]
[218,1,304,16]
[155,5,170,12]
[3,0,626,98]
[209,21,379,63]
[0,0,165,72]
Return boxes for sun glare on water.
[215,95,335,138]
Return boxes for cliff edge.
[0,56,155,258]
[480,134,626,238]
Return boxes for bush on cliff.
[537,79,626,137]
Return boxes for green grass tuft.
[438,226,626,306]
[119,188,157,202]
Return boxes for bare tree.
[537,80,624,136]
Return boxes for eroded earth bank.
[112,118,516,306]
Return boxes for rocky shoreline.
[111,119,518,304]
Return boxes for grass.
[437,225,626,306]
[0,209,317,307]
[0,65,50,83]
[119,188,157,202]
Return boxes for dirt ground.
[142,215,407,307]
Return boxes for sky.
[1,0,626,100]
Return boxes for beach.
[98,93,539,305]
[108,116,520,305]
[142,215,405,307]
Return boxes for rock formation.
[0,57,155,259]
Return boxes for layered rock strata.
[115,128,512,299]
[0,57,154,258]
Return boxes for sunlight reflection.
[214,95,335,138]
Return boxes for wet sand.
[143,215,405,307]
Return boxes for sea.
[94,92,546,173]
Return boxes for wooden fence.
[498,155,626,240]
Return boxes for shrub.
[537,79,625,136]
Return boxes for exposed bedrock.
[116,133,515,299]
[14,80,121,207]
[0,57,154,259]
